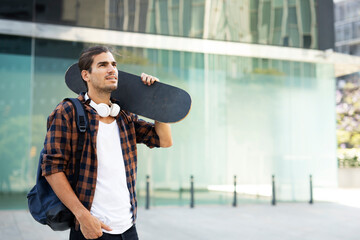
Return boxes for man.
[42,46,172,240]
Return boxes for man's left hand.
[141,73,159,86]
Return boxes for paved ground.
[1,202,359,240]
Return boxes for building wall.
[0,0,320,49]
[334,0,360,55]
[0,33,337,203]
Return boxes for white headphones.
[85,93,120,117]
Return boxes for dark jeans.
[69,225,139,240]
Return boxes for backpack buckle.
[78,116,87,133]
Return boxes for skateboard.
[65,63,191,123]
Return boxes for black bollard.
[271,175,276,206]
[309,174,313,204]
[179,187,183,201]
[190,175,194,208]
[233,175,237,207]
[146,175,150,209]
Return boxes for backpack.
[27,98,88,231]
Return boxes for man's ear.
[81,70,90,83]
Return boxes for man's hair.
[78,45,112,73]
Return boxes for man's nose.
[107,64,116,73]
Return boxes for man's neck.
[87,90,111,105]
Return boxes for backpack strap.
[64,98,89,192]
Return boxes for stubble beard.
[96,84,117,95]
[89,74,118,95]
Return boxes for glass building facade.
[334,0,360,55]
[0,0,340,208]
[1,0,319,49]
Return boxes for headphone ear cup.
[97,103,111,117]
[110,103,120,117]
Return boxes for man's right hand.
[44,172,112,238]
[77,211,112,239]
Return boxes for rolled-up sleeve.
[41,101,73,176]
[132,114,160,148]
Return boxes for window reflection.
[0,0,318,49]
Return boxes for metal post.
[309,174,313,204]
[190,175,194,208]
[146,175,150,209]
[233,175,237,207]
[179,187,183,201]
[271,174,276,206]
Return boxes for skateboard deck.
[65,63,191,123]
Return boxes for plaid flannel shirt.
[41,92,160,229]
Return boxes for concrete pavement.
[0,202,359,240]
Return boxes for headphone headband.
[84,93,120,117]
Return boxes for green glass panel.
[274,8,283,29]
[133,48,336,203]
[250,11,258,33]
[288,6,297,25]
[288,0,297,6]
[250,0,259,10]
[146,0,157,33]
[0,35,336,206]
[300,0,311,33]
[169,0,180,35]
[273,0,284,8]
[289,27,300,47]
[190,0,205,37]
[0,40,32,193]
[182,0,192,36]
[158,0,169,34]
[262,2,271,28]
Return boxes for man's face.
[82,51,118,93]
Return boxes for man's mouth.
[105,75,118,81]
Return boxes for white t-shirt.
[90,120,133,234]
